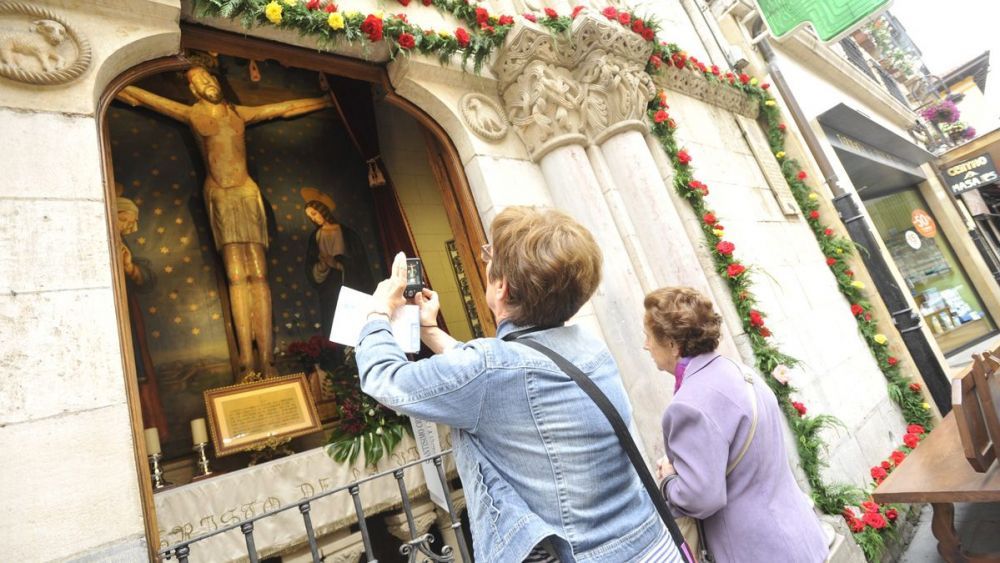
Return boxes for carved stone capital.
[0,2,92,85]
[384,498,438,542]
[493,11,656,160]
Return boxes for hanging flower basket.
[921,100,960,124]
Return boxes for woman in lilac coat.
[643,287,828,562]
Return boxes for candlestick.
[193,442,213,478]
[144,427,161,455]
[149,452,167,489]
[191,418,208,445]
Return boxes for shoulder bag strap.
[509,338,694,562]
[726,366,759,476]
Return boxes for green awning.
[755,0,891,42]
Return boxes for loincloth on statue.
[205,180,269,249]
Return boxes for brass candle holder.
[149,452,168,489]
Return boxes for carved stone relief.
[501,59,586,160]
[0,2,91,85]
[656,65,760,119]
[575,49,656,142]
[459,93,509,142]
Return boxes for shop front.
[940,134,1000,286]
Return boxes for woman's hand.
[656,455,676,480]
[371,252,407,316]
[414,288,440,327]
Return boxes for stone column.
[494,17,671,459]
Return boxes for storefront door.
[865,188,997,354]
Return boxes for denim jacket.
[357,319,670,563]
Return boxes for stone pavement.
[900,503,1000,562]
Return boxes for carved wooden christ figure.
[117,66,332,379]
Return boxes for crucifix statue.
[117,66,332,379]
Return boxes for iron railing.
[160,450,470,563]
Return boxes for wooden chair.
[972,347,1000,462]
[952,359,995,473]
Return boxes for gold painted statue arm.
[116,85,191,123]
[235,96,332,124]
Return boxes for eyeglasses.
[480,243,492,263]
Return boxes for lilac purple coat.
[661,352,829,563]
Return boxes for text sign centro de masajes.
[754,0,891,42]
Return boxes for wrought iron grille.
[839,39,876,80]
[874,65,908,106]
[160,451,469,563]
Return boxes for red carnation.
[903,433,919,449]
[749,309,765,327]
[498,14,514,25]
[653,110,669,123]
[890,450,905,465]
[845,269,854,277]
[863,511,887,529]
[886,509,898,522]
[778,123,787,131]
[617,11,631,25]
[703,212,717,225]
[826,257,837,266]
[361,14,384,42]
[861,500,880,513]
[870,465,888,483]
[739,73,750,84]
[759,326,771,336]
[881,460,892,470]
[422,0,432,5]
[631,19,644,33]
[888,357,898,366]
[809,210,820,220]
[797,170,807,180]
[544,7,558,18]
[716,241,735,256]
[909,382,921,392]
[672,53,687,69]
[523,12,537,22]
[711,65,720,76]
[307,0,321,9]
[480,24,495,33]
[602,6,618,19]
[689,180,708,195]
[475,7,489,24]
[762,83,770,90]
[677,149,692,165]
[792,401,807,416]
[397,32,415,49]
[397,0,411,5]
[325,2,338,11]
[824,228,833,236]
[850,518,865,533]
[642,28,654,41]
[851,304,864,316]
[697,62,707,73]
[864,313,871,321]
[571,5,584,18]
[907,424,925,435]
[727,263,746,278]
[649,55,662,69]
[455,27,470,47]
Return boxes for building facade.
[0,0,960,560]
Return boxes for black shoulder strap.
[509,338,692,560]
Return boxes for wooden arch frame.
[97,24,492,557]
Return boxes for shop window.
[866,188,996,354]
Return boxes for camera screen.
[406,261,421,284]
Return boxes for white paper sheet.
[329,287,420,353]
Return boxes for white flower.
[368,409,375,416]
[772,364,791,385]
[375,427,384,435]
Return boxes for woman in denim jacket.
[357,207,683,563]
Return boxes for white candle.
[191,418,208,445]
[144,427,161,455]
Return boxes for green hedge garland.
[189,1,933,557]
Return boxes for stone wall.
[0,1,181,559]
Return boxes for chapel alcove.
[105,47,490,488]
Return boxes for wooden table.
[873,414,1000,562]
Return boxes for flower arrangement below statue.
[323,348,411,466]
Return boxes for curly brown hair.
[488,206,602,327]
[644,287,722,357]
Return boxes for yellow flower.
[836,248,844,254]
[265,0,283,23]
[750,77,758,85]
[874,334,888,345]
[851,280,865,289]
[921,402,931,409]
[808,193,818,201]
[775,151,786,159]
[713,229,725,237]
[346,11,360,18]
[438,30,452,39]
[283,0,297,5]
[765,100,776,106]
[328,12,345,30]
[372,9,384,18]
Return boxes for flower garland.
[188,2,931,557]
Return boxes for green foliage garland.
[188,2,933,556]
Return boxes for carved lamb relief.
[0,2,91,85]
[459,93,509,142]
